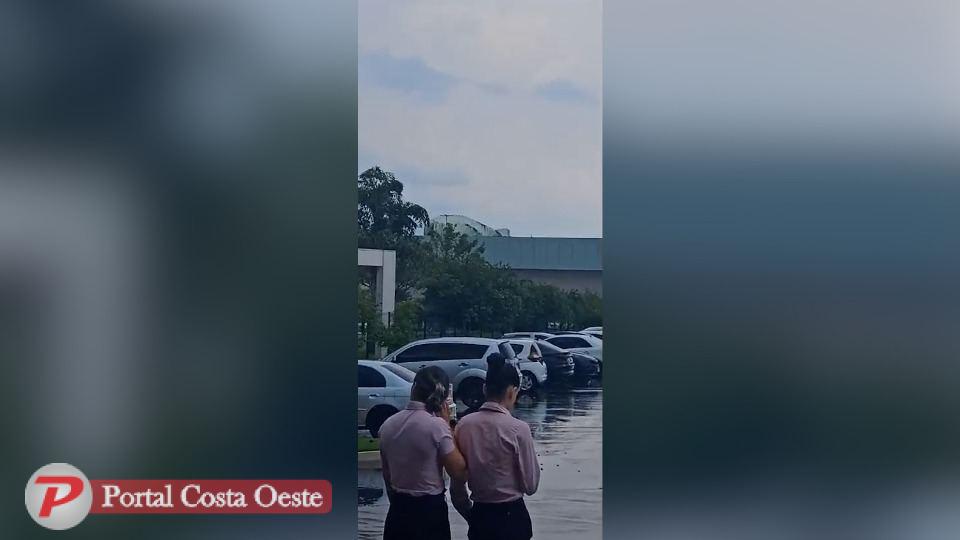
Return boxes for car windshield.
[380,362,416,383]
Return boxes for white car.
[545,333,603,361]
[502,331,556,341]
[505,340,549,392]
[382,337,519,409]
[358,360,414,437]
[580,326,603,339]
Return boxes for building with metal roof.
[428,214,602,294]
[479,236,602,295]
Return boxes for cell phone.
[445,393,457,424]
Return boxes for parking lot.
[358,381,603,540]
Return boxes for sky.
[358,0,602,238]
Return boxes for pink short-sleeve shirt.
[378,401,455,496]
[454,402,540,503]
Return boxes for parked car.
[571,352,602,378]
[536,340,600,379]
[555,329,603,339]
[505,340,550,392]
[544,333,603,361]
[514,339,574,380]
[382,337,519,409]
[502,331,556,341]
[580,326,603,339]
[358,360,414,437]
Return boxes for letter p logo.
[36,475,85,517]
[25,464,93,530]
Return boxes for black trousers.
[468,498,533,540]
[383,492,451,540]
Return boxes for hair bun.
[425,394,445,413]
[412,366,451,414]
[487,352,505,371]
[483,351,520,400]
[425,382,446,412]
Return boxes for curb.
[358,451,381,470]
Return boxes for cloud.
[359,0,602,237]
[535,79,598,106]
[359,51,458,104]
[473,81,511,96]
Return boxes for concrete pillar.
[377,250,396,327]
[357,249,397,355]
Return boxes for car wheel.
[457,378,485,410]
[366,406,397,438]
[519,371,537,393]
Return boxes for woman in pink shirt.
[452,354,541,540]
[378,366,468,540]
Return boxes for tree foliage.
[357,166,601,356]
[381,299,423,352]
[357,166,429,245]
[419,225,522,336]
[357,284,384,357]
[357,166,430,299]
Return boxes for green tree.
[356,169,602,344]
[512,282,602,332]
[357,284,384,358]
[357,166,431,298]
[473,262,522,334]
[569,289,602,328]
[358,166,429,244]
[515,281,570,330]
[419,225,520,335]
[419,225,482,334]
[381,299,424,352]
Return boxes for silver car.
[506,340,549,392]
[502,331,556,341]
[580,326,603,339]
[544,333,603,362]
[383,337,519,409]
[358,360,414,437]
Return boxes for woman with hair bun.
[378,365,468,540]
[451,353,541,540]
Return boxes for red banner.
[89,480,331,514]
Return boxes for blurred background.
[0,1,357,538]
[605,1,960,539]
